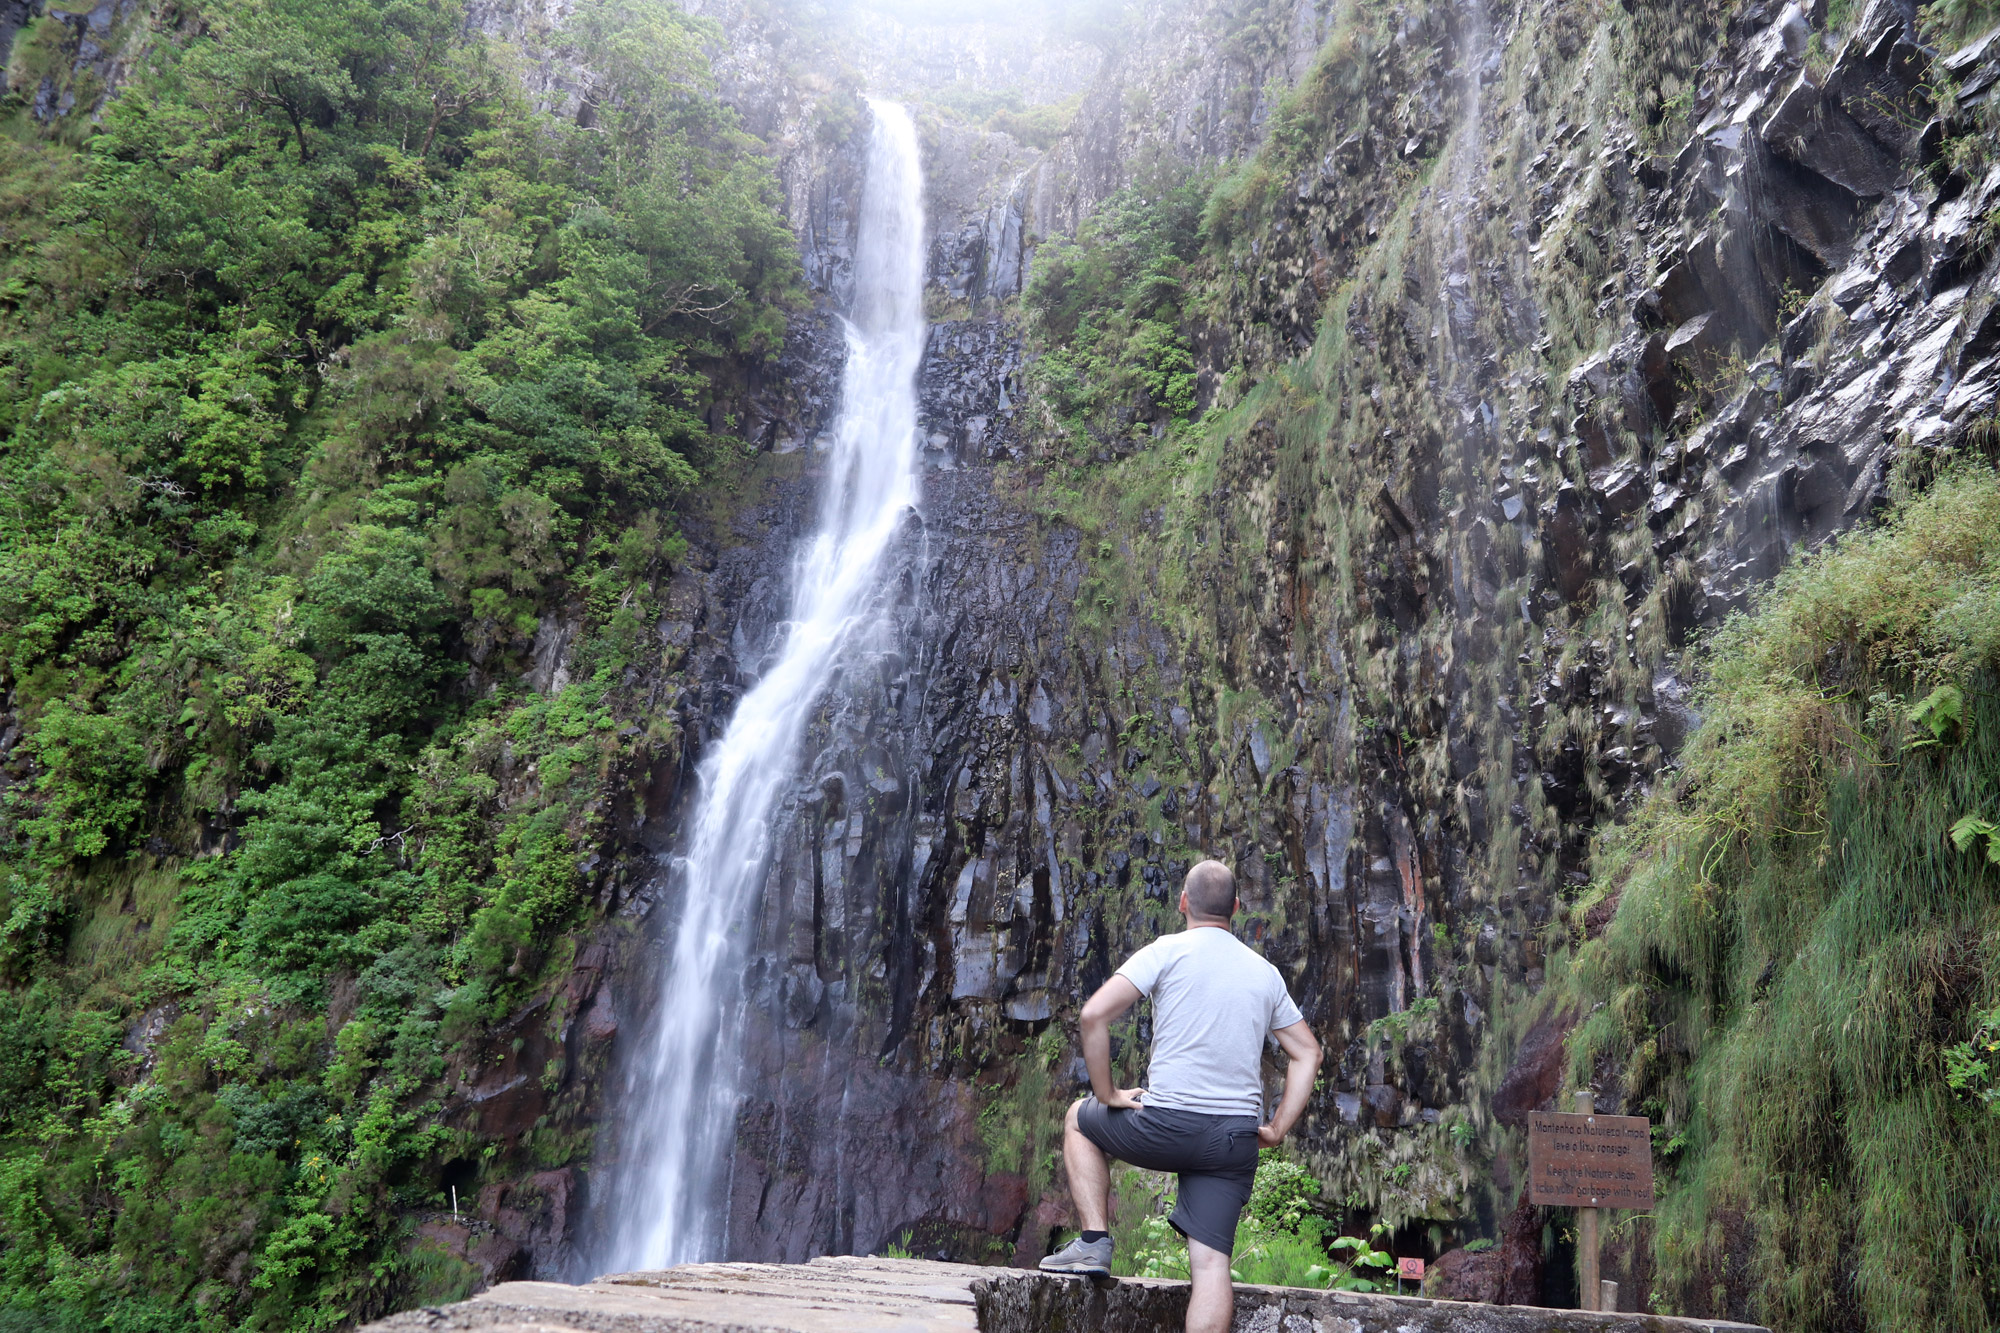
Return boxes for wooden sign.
[1528,1111,1655,1209]
[1397,1256,1425,1281]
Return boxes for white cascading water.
[595,99,927,1272]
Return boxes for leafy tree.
[0,0,807,1325]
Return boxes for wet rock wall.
[969,0,1999,1307]
[1,0,149,128]
[571,0,1425,1266]
[1029,0,1347,238]
[553,0,2000,1306]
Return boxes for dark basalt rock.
[1492,1004,1582,1128]
[545,0,2000,1302]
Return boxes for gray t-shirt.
[1115,926,1306,1117]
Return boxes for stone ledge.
[972,1269,1770,1333]
[360,1257,1771,1333]
[362,1257,982,1332]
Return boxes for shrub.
[0,0,800,1324]
[1561,464,2000,1331]
[1119,1151,1396,1290]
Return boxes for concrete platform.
[366,1257,984,1332]
[362,1256,1772,1333]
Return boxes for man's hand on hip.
[1256,1121,1286,1147]
[1080,976,1144,1112]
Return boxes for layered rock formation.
[450,0,1999,1310]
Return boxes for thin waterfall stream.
[592,99,928,1273]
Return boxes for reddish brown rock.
[1492,1003,1580,1126]
[463,1169,572,1286]
[1583,892,1620,941]
[974,1172,1028,1236]
[582,986,619,1043]
[1498,1188,1545,1306]
[1426,1246,1503,1303]
[1009,1183,1074,1268]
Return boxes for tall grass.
[1562,466,2000,1330]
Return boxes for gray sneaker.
[1039,1233,1113,1277]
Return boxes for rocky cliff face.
[1,0,151,127]
[543,0,1998,1308]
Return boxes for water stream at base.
[593,99,927,1273]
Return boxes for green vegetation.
[1926,1,2000,191]
[1116,1151,1396,1290]
[1945,1004,2000,1115]
[0,0,802,1327]
[922,83,1083,150]
[1622,0,1735,149]
[1022,167,1210,449]
[976,1027,1069,1199]
[1922,0,2000,47]
[1197,8,1375,253]
[1557,465,2000,1331]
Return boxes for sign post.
[1574,1092,1599,1311]
[1528,1092,1654,1314]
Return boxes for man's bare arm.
[1079,975,1145,1109]
[1258,1019,1322,1147]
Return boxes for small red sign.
[1398,1256,1425,1281]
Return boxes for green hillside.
[0,0,796,1325]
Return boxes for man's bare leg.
[1185,1236,1233,1333]
[1062,1098,1111,1231]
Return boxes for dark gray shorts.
[1075,1097,1260,1254]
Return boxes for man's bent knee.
[1187,1237,1233,1275]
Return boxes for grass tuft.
[1561,464,2000,1330]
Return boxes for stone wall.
[976,1271,1771,1333]
[359,1258,1772,1333]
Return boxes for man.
[1040,859,1322,1333]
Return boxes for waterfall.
[594,99,927,1273]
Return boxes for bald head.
[1181,859,1237,921]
